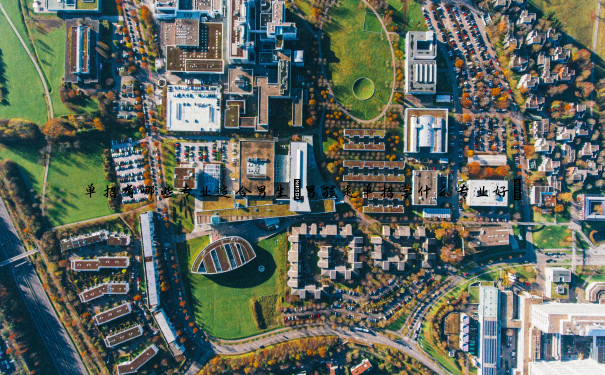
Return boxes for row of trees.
[0,160,45,237]
[198,336,338,374]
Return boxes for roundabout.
[352,77,375,100]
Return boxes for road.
[208,324,448,375]
[0,198,86,375]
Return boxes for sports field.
[45,144,113,226]
[0,0,47,123]
[178,232,287,339]
[324,0,392,120]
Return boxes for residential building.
[350,358,372,375]
[530,186,556,207]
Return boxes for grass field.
[363,11,383,33]
[324,0,392,120]
[529,0,602,61]
[583,221,605,245]
[531,225,572,249]
[21,1,99,116]
[178,232,287,339]
[0,142,45,194]
[45,144,113,226]
[0,0,48,123]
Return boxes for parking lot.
[462,115,507,153]
[423,2,515,112]
[111,141,149,204]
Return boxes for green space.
[45,144,113,226]
[583,221,605,246]
[385,311,408,331]
[21,1,99,116]
[178,233,288,339]
[551,282,569,299]
[324,0,392,120]
[529,0,601,60]
[352,77,375,100]
[76,0,99,10]
[0,2,47,123]
[576,233,590,250]
[0,143,45,195]
[420,264,532,374]
[531,225,572,249]
[387,0,428,32]
[468,285,479,304]
[363,11,383,33]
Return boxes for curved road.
[208,324,448,375]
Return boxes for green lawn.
[0,1,48,124]
[178,232,287,339]
[387,0,428,32]
[0,142,45,194]
[45,144,113,226]
[583,221,605,246]
[529,0,601,60]
[531,225,572,249]
[21,1,99,116]
[324,0,392,120]
[363,11,383,33]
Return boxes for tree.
[483,167,494,178]
[554,204,564,213]
[560,192,572,203]
[494,165,510,177]
[523,145,535,158]
[468,162,481,177]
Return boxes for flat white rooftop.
[466,180,509,207]
[529,359,605,375]
[166,85,221,132]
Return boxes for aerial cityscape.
[0,0,604,374]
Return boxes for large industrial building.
[64,18,99,84]
[166,85,222,132]
[466,180,509,207]
[405,31,437,94]
[162,19,224,74]
[404,108,448,154]
[289,141,311,212]
[478,286,501,375]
